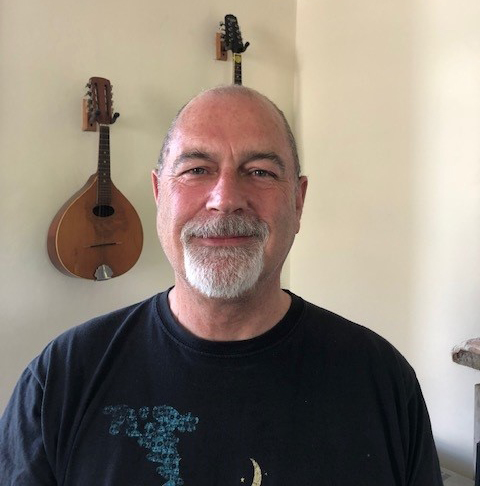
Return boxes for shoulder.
[54,293,159,348]
[301,299,394,347]
[30,293,162,383]
[296,296,416,390]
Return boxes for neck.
[97,124,112,205]
[168,278,291,341]
[233,53,242,85]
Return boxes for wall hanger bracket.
[215,32,227,61]
[82,98,97,132]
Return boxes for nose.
[205,170,248,214]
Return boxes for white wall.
[293,0,480,478]
[0,0,296,405]
[411,0,480,476]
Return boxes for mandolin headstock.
[86,77,119,126]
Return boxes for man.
[0,86,442,485]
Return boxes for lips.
[192,235,255,247]
[181,215,269,246]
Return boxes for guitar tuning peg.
[85,82,91,88]
[244,41,250,51]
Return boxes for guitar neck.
[233,53,242,85]
[97,125,112,204]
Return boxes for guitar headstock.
[223,14,249,54]
[85,77,120,126]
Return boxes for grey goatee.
[181,215,269,299]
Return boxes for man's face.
[152,91,307,299]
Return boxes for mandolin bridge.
[86,242,122,248]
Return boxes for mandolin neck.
[233,53,242,85]
[97,124,112,204]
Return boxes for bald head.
[157,85,301,179]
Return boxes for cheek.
[156,184,204,237]
[267,197,302,247]
[269,189,300,224]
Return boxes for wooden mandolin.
[47,77,143,280]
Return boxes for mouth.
[181,215,269,249]
[191,235,256,247]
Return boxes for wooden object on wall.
[48,77,143,281]
[215,32,227,61]
[82,98,96,132]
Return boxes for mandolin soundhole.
[93,205,115,218]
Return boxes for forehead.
[167,93,292,162]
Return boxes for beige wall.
[2,0,480,479]
[293,0,480,478]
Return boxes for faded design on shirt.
[103,404,199,486]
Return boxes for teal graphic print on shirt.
[104,405,199,486]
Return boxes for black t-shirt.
[0,290,442,485]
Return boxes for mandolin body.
[47,173,143,280]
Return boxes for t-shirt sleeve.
[0,365,56,485]
[404,370,443,485]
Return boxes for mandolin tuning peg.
[89,109,100,124]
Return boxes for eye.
[250,169,277,178]
[186,167,207,175]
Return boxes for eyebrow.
[241,151,286,173]
[171,150,213,172]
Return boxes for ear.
[295,176,308,232]
[295,176,308,214]
[151,169,159,201]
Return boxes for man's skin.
[152,88,308,342]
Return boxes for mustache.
[181,215,269,243]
